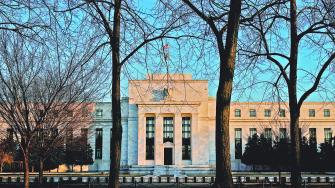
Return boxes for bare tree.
[161,0,243,187]
[32,103,94,184]
[0,1,55,41]
[51,1,192,187]
[0,30,108,188]
[240,0,335,187]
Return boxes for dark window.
[182,117,191,160]
[309,109,315,117]
[264,109,271,117]
[279,109,286,117]
[309,128,317,145]
[81,128,88,139]
[163,117,174,143]
[235,128,242,159]
[79,128,88,145]
[95,128,103,159]
[324,109,330,117]
[235,109,241,117]
[250,109,256,117]
[96,109,103,117]
[279,128,287,141]
[265,128,272,142]
[324,128,332,143]
[146,117,155,160]
[249,128,257,137]
[65,128,73,147]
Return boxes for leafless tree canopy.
[0,24,109,186]
[236,0,334,187]
[237,0,335,102]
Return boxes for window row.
[146,117,191,160]
[94,117,192,160]
[234,108,332,118]
[234,128,333,159]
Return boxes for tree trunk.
[38,158,43,185]
[80,165,83,172]
[289,105,301,188]
[289,0,301,187]
[215,0,241,188]
[108,0,122,188]
[23,153,30,188]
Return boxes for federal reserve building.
[88,74,335,175]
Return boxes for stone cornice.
[136,102,201,106]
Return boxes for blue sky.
[116,0,335,103]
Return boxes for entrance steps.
[153,166,183,176]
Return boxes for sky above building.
[112,0,335,103]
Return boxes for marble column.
[137,111,145,165]
[174,113,182,166]
[191,113,198,164]
[155,114,164,165]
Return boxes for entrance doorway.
[164,148,173,165]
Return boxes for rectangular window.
[324,109,330,117]
[234,109,241,117]
[146,117,155,160]
[249,128,257,137]
[279,109,286,117]
[249,109,256,117]
[96,109,103,117]
[81,128,88,145]
[309,109,316,117]
[182,117,191,160]
[95,128,103,159]
[265,128,272,142]
[324,128,332,143]
[163,117,174,143]
[235,128,242,159]
[65,128,73,148]
[264,109,271,117]
[309,128,317,145]
[279,128,287,140]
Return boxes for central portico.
[129,74,214,174]
[137,105,199,166]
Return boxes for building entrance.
[164,148,173,165]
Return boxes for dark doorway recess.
[164,148,173,165]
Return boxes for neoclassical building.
[88,74,335,175]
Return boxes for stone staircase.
[153,166,183,177]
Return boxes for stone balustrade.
[0,175,335,185]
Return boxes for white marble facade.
[88,74,335,175]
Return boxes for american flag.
[163,44,169,49]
